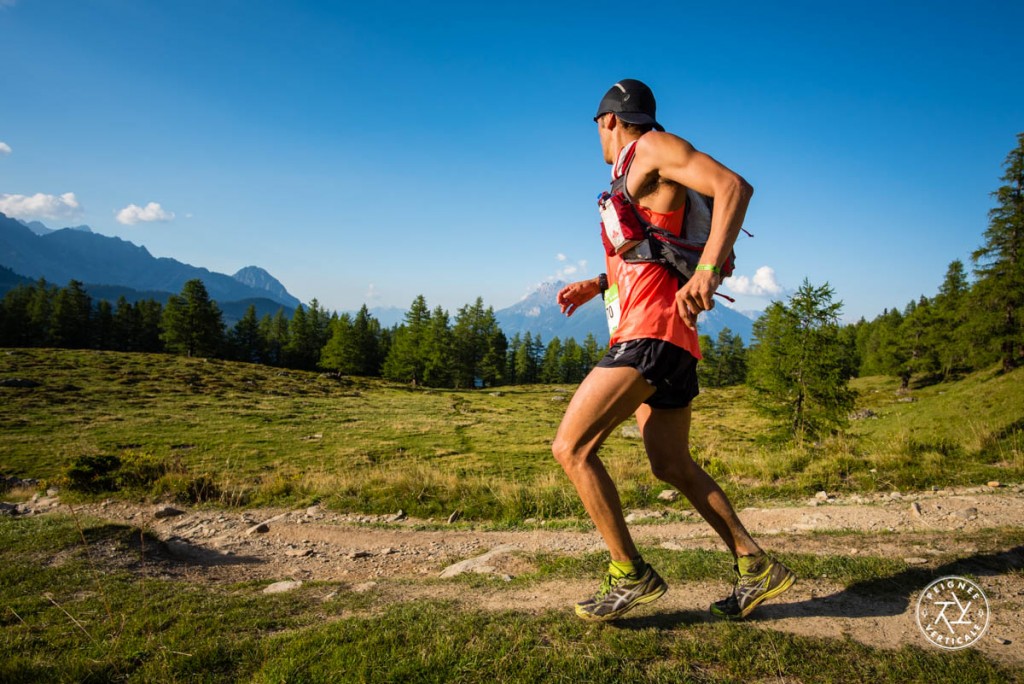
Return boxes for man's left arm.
[642,134,754,327]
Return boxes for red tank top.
[603,142,702,358]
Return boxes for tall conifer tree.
[972,133,1024,372]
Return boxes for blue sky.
[1,0,1022,322]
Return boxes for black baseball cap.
[594,79,664,131]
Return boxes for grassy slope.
[2,350,1022,681]
[1,348,1022,517]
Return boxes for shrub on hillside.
[63,454,122,493]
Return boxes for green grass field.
[2,514,1020,683]
[2,349,1022,682]
[2,348,1021,519]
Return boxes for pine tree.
[27,279,55,346]
[971,133,1024,372]
[540,337,563,383]
[582,333,602,373]
[747,279,855,441]
[860,307,912,386]
[697,333,719,386]
[92,299,115,349]
[113,296,140,351]
[718,328,748,386]
[284,305,320,369]
[900,297,940,380]
[228,304,266,363]
[136,299,165,352]
[320,313,359,374]
[0,284,37,346]
[51,280,92,348]
[559,337,585,383]
[382,295,431,385]
[260,309,290,366]
[481,328,508,387]
[506,333,523,384]
[350,305,383,376]
[513,332,540,384]
[451,298,502,388]
[422,306,455,387]
[160,279,225,357]
[933,260,971,377]
[307,299,333,357]
[698,328,747,387]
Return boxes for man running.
[554,78,794,622]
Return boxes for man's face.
[596,113,614,164]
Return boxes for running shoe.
[710,553,795,620]
[574,564,668,622]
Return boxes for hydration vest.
[598,139,743,283]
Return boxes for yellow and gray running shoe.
[574,564,668,622]
[710,554,795,620]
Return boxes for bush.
[116,451,175,489]
[63,454,122,493]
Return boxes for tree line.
[0,272,756,390]
[0,280,612,388]
[745,133,1024,441]
[848,133,1023,383]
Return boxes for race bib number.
[604,283,621,336]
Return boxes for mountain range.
[493,280,756,344]
[0,212,301,314]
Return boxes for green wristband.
[695,264,721,274]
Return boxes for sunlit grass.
[2,514,1020,683]
[2,348,1022,518]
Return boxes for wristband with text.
[695,264,721,274]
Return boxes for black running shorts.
[596,338,700,409]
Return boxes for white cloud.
[0,142,11,155]
[0,192,82,221]
[116,201,175,225]
[548,253,588,283]
[365,283,382,304]
[519,254,594,301]
[724,265,783,297]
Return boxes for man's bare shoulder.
[632,131,698,177]
[635,130,696,157]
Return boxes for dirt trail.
[45,485,1024,665]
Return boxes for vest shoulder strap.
[611,140,639,198]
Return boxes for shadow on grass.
[81,522,264,571]
[142,533,264,569]
[618,546,1023,628]
[762,544,1024,621]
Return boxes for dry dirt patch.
[25,484,1024,666]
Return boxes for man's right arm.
[557,276,604,318]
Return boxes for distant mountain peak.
[16,218,93,236]
[0,213,300,309]
[496,278,756,344]
[232,266,299,307]
[233,265,281,287]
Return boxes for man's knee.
[552,436,586,472]
[649,459,681,483]
[648,450,695,483]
